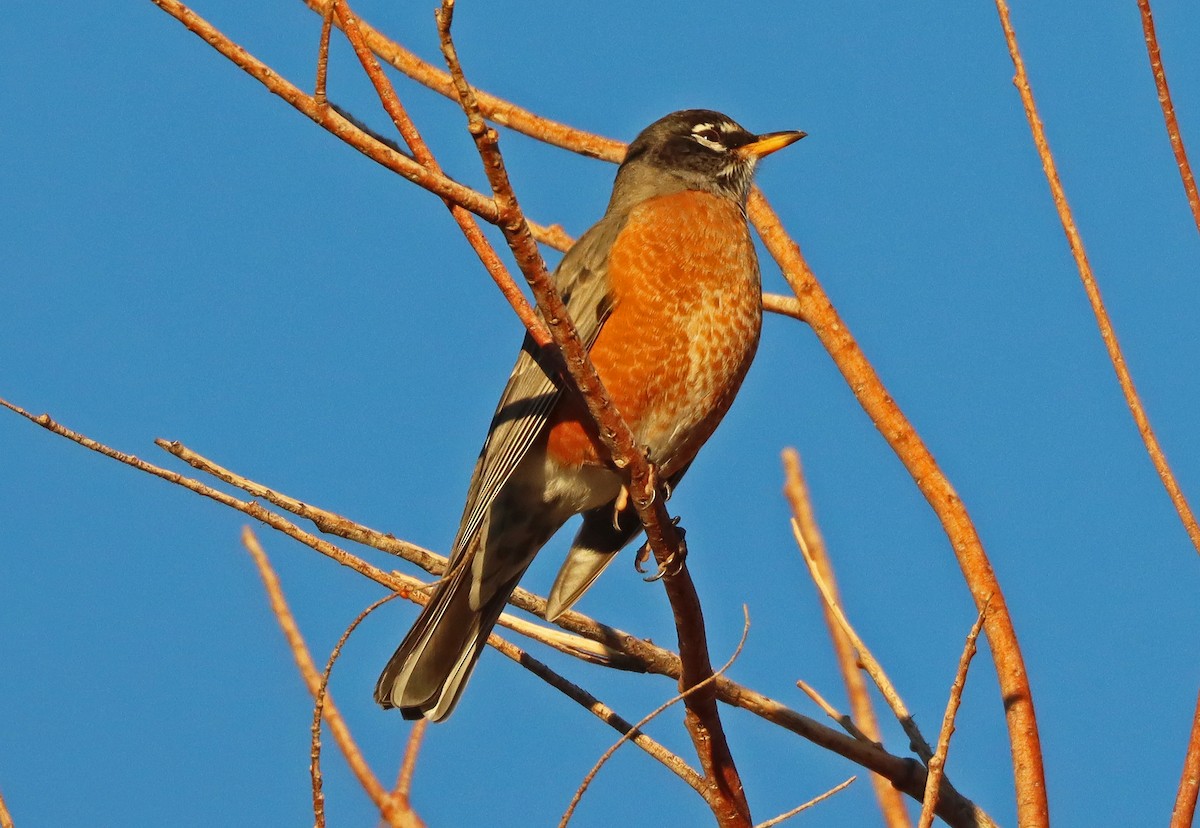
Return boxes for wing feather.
[451,214,628,555]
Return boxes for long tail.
[374,560,522,722]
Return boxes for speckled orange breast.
[545,190,762,476]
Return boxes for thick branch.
[1171,689,1200,828]
[434,3,747,824]
[752,193,1047,825]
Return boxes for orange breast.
[545,190,762,476]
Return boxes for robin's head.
[612,109,805,207]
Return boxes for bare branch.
[560,608,752,826]
[313,0,334,109]
[919,603,989,828]
[311,594,401,828]
[393,720,428,805]
[1136,0,1200,236]
[754,776,856,828]
[434,3,748,824]
[994,0,1200,559]
[783,449,912,827]
[795,680,874,745]
[2,395,999,827]
[789,517,934,764]
[240,529,409,824]
[1170,690,1200,828]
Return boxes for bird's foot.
[636,524,687,582]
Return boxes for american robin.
[376,109,805,720]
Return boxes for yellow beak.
[735,130,807,160]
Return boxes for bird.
[375,109,805,721]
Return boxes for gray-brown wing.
[450,214,628,555]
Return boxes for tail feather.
[545,503,643,622]
[374,561,524,721]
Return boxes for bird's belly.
[545,190,762,477]
[632,286,761,471]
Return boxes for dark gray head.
[608,109,805,211]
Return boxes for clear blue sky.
[3,2,1199,826]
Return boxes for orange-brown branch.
[919,605,988,828]
[995,0,1200,562]
[333,1,551,347]
[241,529,415,825]
[433,3,747,822]
[782,450,912,828]
[1170,690,1200,828]
[1136,0,1200,236]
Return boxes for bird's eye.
[692,126,725,149]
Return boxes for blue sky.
[3,2,1199,826]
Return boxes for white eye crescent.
[691,125,725,150]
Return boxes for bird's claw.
[637,528,688,582]
[612,485,630,530]
[634,541,652,573]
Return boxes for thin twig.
[560,607,751,827]
[1136,0,1200,236]
[240,528,399,821]
[1170,689,1200,828]
[333,0,550,346]
[311,594,400,828]
[994,0,1200,560]
[393,720,428,804]
[313,0,334,109]
[918,603,989,828]
[3,397,999,827]
[486,632,708,800]
[795,680,874,744]
[753,776,856,828]
[789,517,934,765]
[783,449,912,828]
